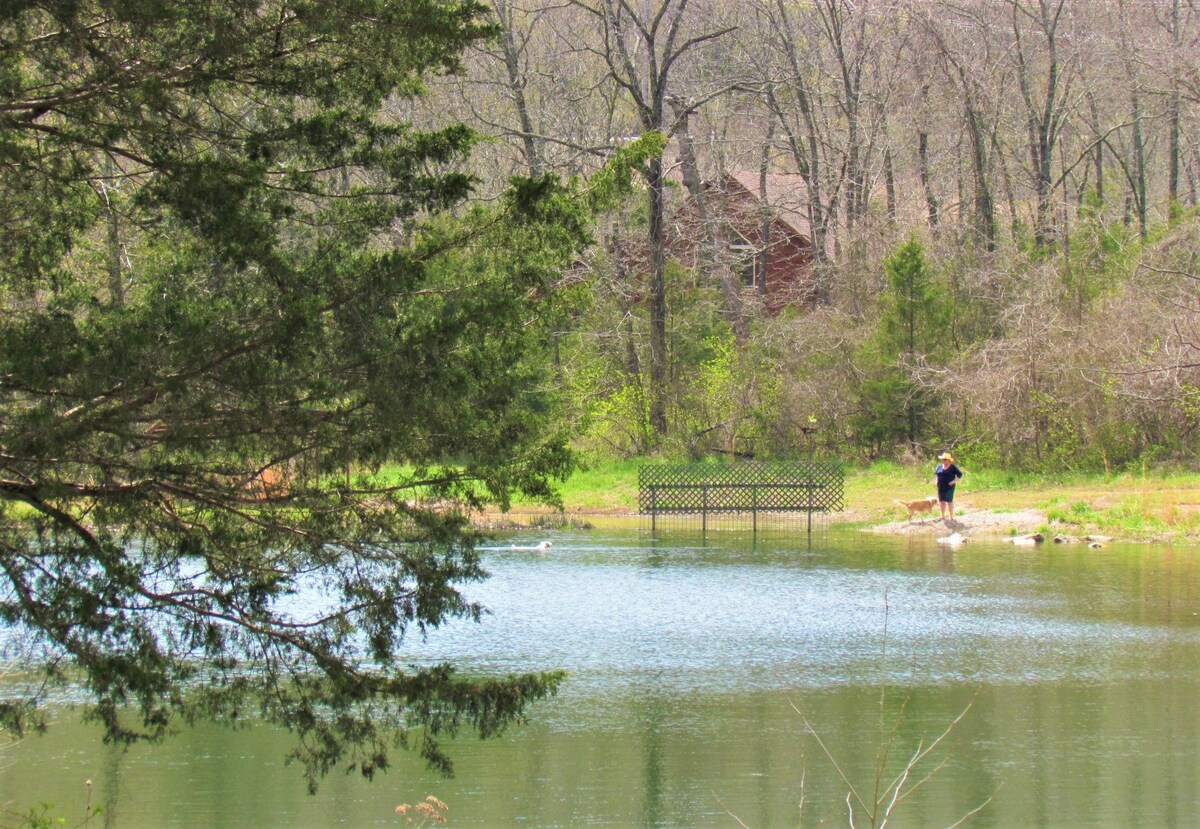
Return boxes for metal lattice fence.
[639,461,843,532]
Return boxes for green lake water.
[2,526,1199,827]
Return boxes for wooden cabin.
[670,171,817,314]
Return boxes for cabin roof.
[722,171,812,241]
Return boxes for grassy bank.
[520,458,1200,543]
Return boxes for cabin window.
[729,243,757,288]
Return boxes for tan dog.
[894,496,938,522]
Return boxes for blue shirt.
[935,463,963,488]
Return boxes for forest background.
[432,0,1200,478]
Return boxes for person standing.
[934,451,964,524]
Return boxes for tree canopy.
[0,0,631,787]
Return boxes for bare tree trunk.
[610,223,641,377]
[765,82,830,279]
[757,121,774,297]
[757,0,852,296]
[1169,95,1181,209]
[918,129,940,229]
[926,12,997,248]
[1130,86,1149,238]
[1011,0,1071,250]
[671,98,747,337]
[1118,0,1148,238]
[996,138,1021,242]
[1167,0,1182,207]
[494,0,544,177]
[956,139,967,227]
[648,154,668,435]
[1191,147,1200,208]
[1086,91,1106,203]
[816,0,867,232]
[883,146,897,224]
[100,154,125,307]
[965,102,996,249]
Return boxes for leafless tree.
[915,1,1008,250]
[567,0,737,435]
[1007,0,1077,249]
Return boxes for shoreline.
[865,506,1049,539]
[474,502,1050,537]
[486,463,1200,544]
[476,502,1192,545]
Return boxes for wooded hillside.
[433,0,1200,470]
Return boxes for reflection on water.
[2,527,1200,827]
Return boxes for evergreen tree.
[0,0,624,787]
[852,237,948,452]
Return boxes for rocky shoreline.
[869,505,1049,538]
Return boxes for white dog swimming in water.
[510,540,553,552]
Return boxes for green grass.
[549,457,642,512]
[1038,480,1200,540]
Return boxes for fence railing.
[638,461,843,533]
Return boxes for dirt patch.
[869,504,1048,538]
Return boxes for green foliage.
[850,373,916,452]
[0,0,627,789]
[674,328,782,458]
[1030,390,1086,470]
[578,375,655,457]
[1010,218,1036,255]
[851,237,948,451]
[563,252,737,457]
[878,237,948,357]
[4,804,64,829]
[6,794,103,829]
[945,432,1000,471]
[582,132,668,212]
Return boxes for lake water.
[2,524,1199,827]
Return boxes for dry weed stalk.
[395,794,449,826]
[719,596,1001,828]
[789,688,997,829]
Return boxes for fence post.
[807,469,813,535]
[651,485,657,533]
[752,483,758,533]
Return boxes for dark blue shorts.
[938,486,955,502]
